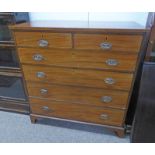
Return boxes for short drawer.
[75,50,138,72]
[22,65,133,91]
[27,82,129,109]
[14,32,72,48]
[30,98,125,126]
[74,34,142,52]
[18,48,74,67]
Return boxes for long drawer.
[30,98,125,126]
[74,34,142,52]
[14,32,72,48]
[27,82,129,109]
[18,48,138,72]
[22,65,133,91]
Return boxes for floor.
[0,111,130,143]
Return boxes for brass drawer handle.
[100,114,109,120]
[42,106,49,111]
[36,72,46,78]
[33,54,44,61]
[101,96,112,103]
[38,39,49,47]
[104,77,115,85]
[100,42,112,50]
[105,59,119,66]
[40,88,48,94]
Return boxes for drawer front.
[74,34,142,52]
[30,98,125,126]
[18,48,75,67]
[14,32,72,48]
[23,65,133,91]
[23,65,76,86]
[75,50,138,72]
[27,82,129,109]
[18,48,138,72]
[15,32,42,47]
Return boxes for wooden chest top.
[10,20,147,33]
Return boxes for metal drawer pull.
[38,39,49,47]
[101,96,112,103]
[33,54,44,61]
[40,88,48,94]
[42,106,49,111]
[100,114,108,120]
[105,59,119,66]
[36,72,46,78]
[100,42,112,50]
[104,77,115,85]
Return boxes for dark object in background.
[0,75,17,87]
[0,12,29,43]
[131,62,155,142]
[0,12,29,24]
[126,12,154,127]
[0,12,29,114]
[131,13,155,142]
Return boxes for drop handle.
[100,42,112,50]
[42,106,49,111]
[100,114,109,120]
[38,39,49,47]
[33,54,44,61]
[105,59,119,66]
[40,88,48,94]
[101,96,112,103]
[104,77,116,85]
[36,72,46,78]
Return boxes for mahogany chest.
[10,21,147,137]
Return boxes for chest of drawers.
[10,21,147,137]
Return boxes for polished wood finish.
[22,65,133,91]
[114,130,125,138]
[30,113,125,137]
[18,48,74,67]
[14,32,72,48]
[10,20,146,137]
[10,21,147,33]
[27,82,129,109]
[30,98,125,126]
[74,34,143,52]
[15,32,42,46]
[18,48,138,72]
[74,50,138,72]
[43,32,72,48]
